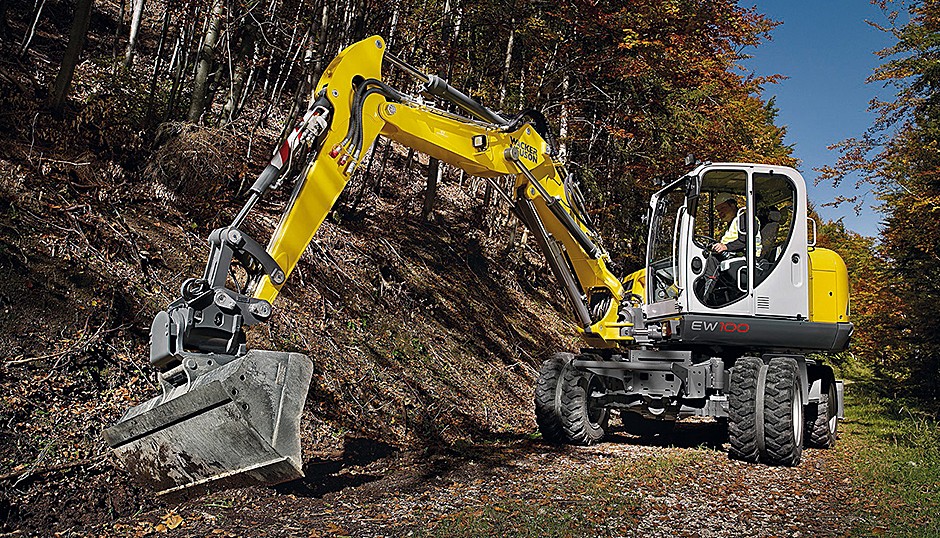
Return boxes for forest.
[0,0,937,535]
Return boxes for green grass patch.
[418,450,702,537]
[840,385,940,536]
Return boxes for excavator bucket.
[103,350,313,496]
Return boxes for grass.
[417,453,671,537]
[838,384,940,537]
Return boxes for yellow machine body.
[808,247,851,324]
[255,36,627,346]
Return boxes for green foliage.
[820,1,940,397]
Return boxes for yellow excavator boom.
[104,36,635,496]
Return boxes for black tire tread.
[807,383,837,448]
[763,357,803,466]
[728,356,762,462]
[558,362,607,445]
[534,353,570,443]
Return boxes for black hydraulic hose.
[351,85,403,159]
[339,79,377,153]
[504,108,558,156]
[340,79,406,161]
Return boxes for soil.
[99,420,859,537]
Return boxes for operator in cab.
[701,194,761,298]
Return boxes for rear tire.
[534,353,569,443]
[806,380,838,448]
[728,357,762,462]
[762,357,804,466]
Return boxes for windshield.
[646,180,687,304]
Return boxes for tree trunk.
[123,0,145,67]
[222,18,258,124]
[387,3,398,48]
[111,0,124,58]
[558,72,569,160]
[268,19,299,101]
[187,0,224,123]
[144,0,174,123]
[20,0,46,55]
[375,138,392,195]
[499,22,514,108]
[165,0,199,121]
[484,20,514,213]
[50,0,94,117]
[313,1,330,76]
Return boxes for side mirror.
[685,175,700,215]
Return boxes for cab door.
[684,167,758,317]
[644,177,691,317]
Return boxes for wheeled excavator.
[104,36,853,495]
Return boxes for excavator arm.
[151,35,632,368]
[259,37,629,345]
[105,36,635,496]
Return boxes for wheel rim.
[792,381,804,448]
[586,374,606,425]
[827,383,838,434]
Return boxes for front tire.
[534,353,569,443]
[559,362,608,445]
[728,357,763,462]
[762,357,804,466]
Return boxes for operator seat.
[759,208,782,262]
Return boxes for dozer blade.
[103,350,313,496]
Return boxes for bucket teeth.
[104,350,313,496]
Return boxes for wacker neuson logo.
[690,320,750,333]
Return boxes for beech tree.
[821,0,940,396]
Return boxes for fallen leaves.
[155,512,183,532]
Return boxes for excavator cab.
[645,163,812,321]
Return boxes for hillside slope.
[0,110,584,532]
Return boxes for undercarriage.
[535,345,844,466]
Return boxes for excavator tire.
[534,353,569,443]
[761,357,804,466]
[806,379,838,448]
[728,356,763,462]
[558,358,608,446]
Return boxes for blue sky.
[743,1,899,237]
